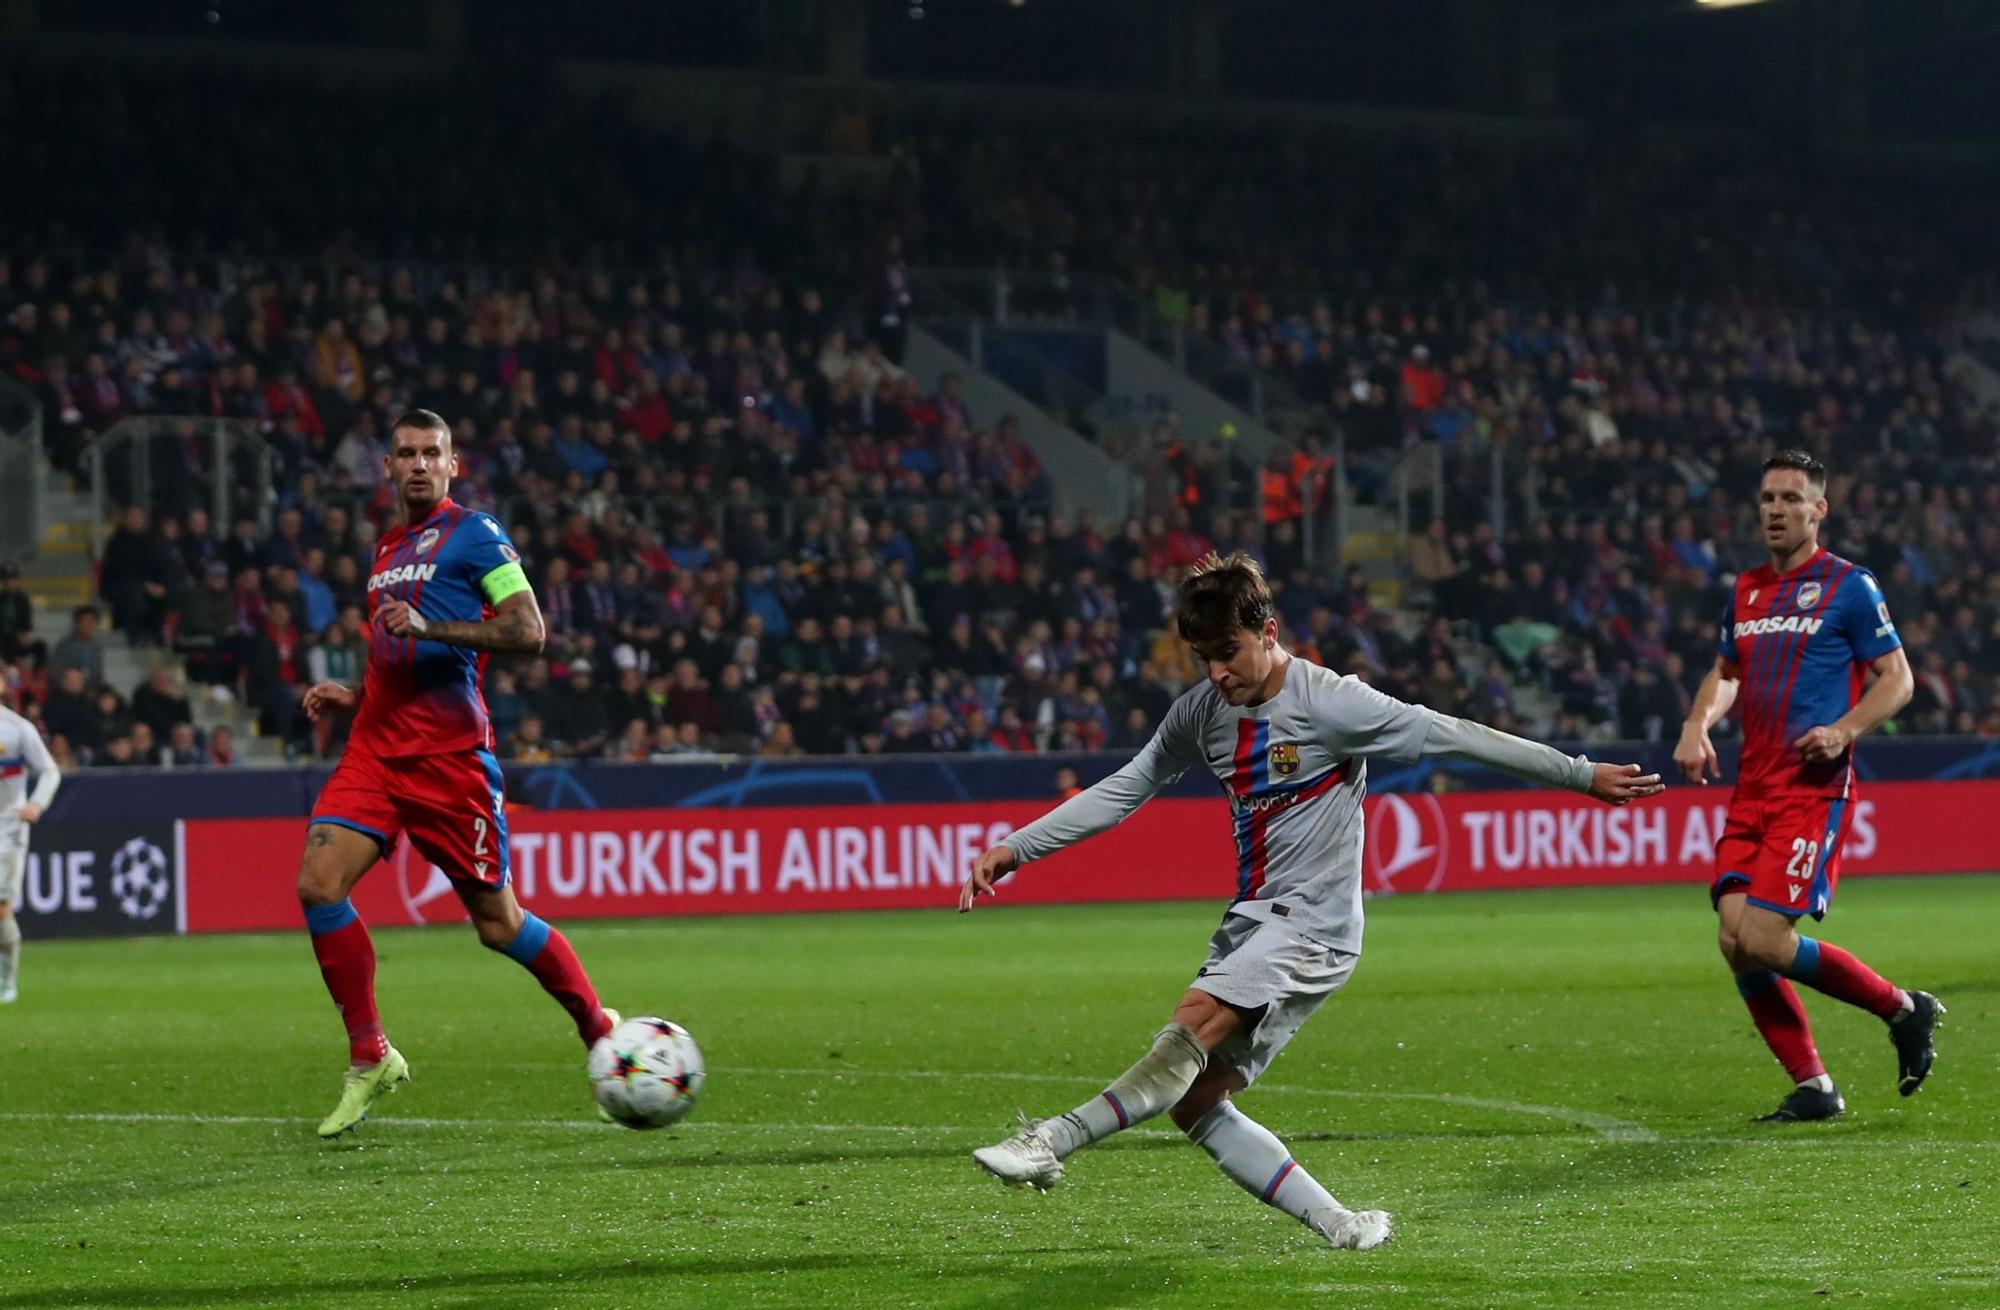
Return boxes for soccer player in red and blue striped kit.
[1676,450,1942,1122]
[297,410,616,1138]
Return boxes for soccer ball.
[588,1017,705,1129]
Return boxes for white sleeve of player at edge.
[0,708,62,825]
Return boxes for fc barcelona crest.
[1270,742,1300,778]
[1796,581,1823,610]
[415,527,441,556]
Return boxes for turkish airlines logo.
[392,836,464,925]
[1365,793,1449,895]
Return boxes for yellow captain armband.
[479,560,532,605]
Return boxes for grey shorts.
[0,841,22,906]
[1190,912,1358,1088]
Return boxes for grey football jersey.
[1004,658,1594,953]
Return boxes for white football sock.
[1187,1101,1345,1229]
[0,914,19,992]
[1799,1074,1835,1093]
[1037,1023,1207,1159]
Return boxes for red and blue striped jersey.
[350,498,522,759]
[1719,548,1901,798]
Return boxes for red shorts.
[310,748,509,887]
[1709,792,1853,921]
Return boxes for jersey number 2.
[472,816,490,856]
[1786,838,1819,878]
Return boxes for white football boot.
[972,1113,1065,1191]
[1312,1206,1393,1251]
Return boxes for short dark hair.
[391,409,451,441]
[1762,449,1826,494]
[1174,552,1275,651]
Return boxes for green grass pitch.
[1,876,1995,1308]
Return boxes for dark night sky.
[32,0,2000,141]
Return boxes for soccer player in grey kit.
[960,553,1662,1249]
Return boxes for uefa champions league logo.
[109,838,171,920]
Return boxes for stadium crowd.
[900,118,2000,742]
[2,66,1997,768]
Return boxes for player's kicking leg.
[972,992,1387,1249]
[973,917,1244,1190]
[1173,1063,1390,1251]
[298,821,410,1138]
[971,1004,1211,1192]
[974,919,1386,1249]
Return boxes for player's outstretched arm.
[1796,647,1912,763]
[1673,656,1739,784]
[377,590,547,655]
[959,710,1200,913]
[1420,715,1663,806]
[958,764,1170,913]
[1324,674,1657,805]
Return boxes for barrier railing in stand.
[84,416,278,564]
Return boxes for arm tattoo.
[417,597,545,655]
[308,826,337,848]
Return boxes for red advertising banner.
[1360,780,1998,895]
[183,802,1233,933]
[181,780,2000,934]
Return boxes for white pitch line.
[0,1111,955,1134]
[733,1065,1661,1142]
[0,1071,1673,1144]
[0,1110,1987,1153]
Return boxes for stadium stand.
[2,66,1996,767]
[892,118,2000,742]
